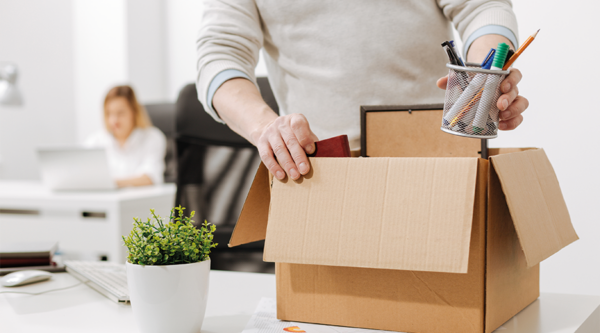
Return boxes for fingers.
[500,68,522,95]
[497,68,523,111]
[256,114,318,180]
[436,76,448,90]
[289,115,317,155]
[499,114,523,131]
[270,133,302,180]
[257,141,286,180]
[499,95,528,130]
[279,117,312,177]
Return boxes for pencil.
[450,88,483,127]
[502,29,540,70]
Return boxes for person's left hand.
[436,68,529,130]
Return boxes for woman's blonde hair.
[103,85,152,130]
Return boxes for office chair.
[174,77,278,273]
[145,103,177,183]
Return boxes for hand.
[437,68,529,130]
[251,113,319,181]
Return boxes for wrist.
[249,107,278,146]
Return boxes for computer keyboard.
[65,260,129,303]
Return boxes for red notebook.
[308,135,351,158]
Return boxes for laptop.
[37,147,117,191]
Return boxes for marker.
[504,49,515,67]
[453,94,480,134]
[442,72,487,125]
[503,29,540,70]
[450,89,482,127]
[472,43,510,134]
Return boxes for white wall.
[495,0,600,296]
[0,0,76,180]
[73,0,169,143]
[126,0,168,103]
[164,0,268,102]
[72,0,128,143]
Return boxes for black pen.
[442,41,468,90]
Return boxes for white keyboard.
[65,260,129,303]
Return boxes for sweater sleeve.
[436,0,519,56]
[196,0,263,122]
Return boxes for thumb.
[436,76,448,90]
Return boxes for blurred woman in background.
[85,85,166,187]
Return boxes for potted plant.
[122,206,217,333]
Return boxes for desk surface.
[1,271,598,333]
[0,180,176,202]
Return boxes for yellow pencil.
[450,88,483,127]
[503,29,540,70]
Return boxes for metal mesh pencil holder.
[441,63,509,139]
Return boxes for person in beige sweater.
[196,0,527,181]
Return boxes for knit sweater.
[196,0,519,149]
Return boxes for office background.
[0,0,598,296]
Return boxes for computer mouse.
[1,270,52,287]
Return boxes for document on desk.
[243,298,401,333]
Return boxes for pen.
[442,41,461,66]
[473,42,510,134]
[481,49,496,68]
[503,29,540,70]
[442,42,468,90]
[449,40,465,67]
[442,43,458,65]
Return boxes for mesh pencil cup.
[441,63,509,139]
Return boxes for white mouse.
[1,270,52,287]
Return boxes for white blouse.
[84,127,167,185]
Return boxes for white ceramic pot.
[126,260,210,333]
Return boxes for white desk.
[0,270,598,333]
[0,181,176,263]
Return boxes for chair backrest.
[174,77,278,228]
[175,77,278,147]
[145,103,177,183]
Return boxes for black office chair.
[145,103,178,183]
[174,77,278,273]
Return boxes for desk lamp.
[0,63,23,106]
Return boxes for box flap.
[490,148,578,267]
[263,157,479,273]
[229,163,270,247]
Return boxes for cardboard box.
[229,106,578,333]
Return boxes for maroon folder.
[308,135,351,158]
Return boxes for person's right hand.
[251,114,319,181]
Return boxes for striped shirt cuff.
[463,25,519,58]
[207,69,252,119]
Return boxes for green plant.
[122,206,217,265]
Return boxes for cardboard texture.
[231,107,578,332]
[490,149,578,267]
[485,160,540,332]
[264,157,478,274]
[229,163,270,247]
[275,160,489,333]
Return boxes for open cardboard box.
[229,105,578,333]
